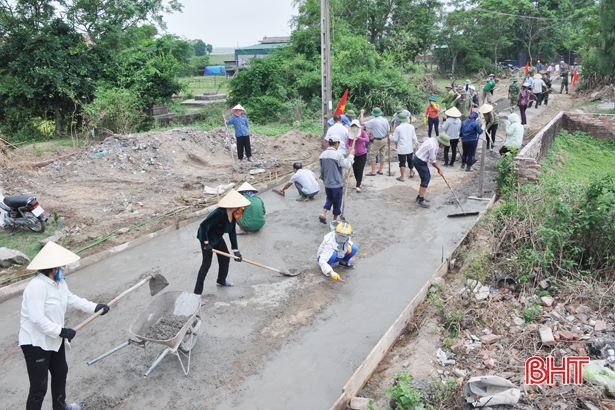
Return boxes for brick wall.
[563,113,615,140]
[514,112,615,183]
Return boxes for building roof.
[259,36,290,44]
[236,43,287,52]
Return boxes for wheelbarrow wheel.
[179,317,201,353]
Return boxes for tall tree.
[193,39,207,56]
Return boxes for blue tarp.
[204,66,226,76]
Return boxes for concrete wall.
[514,112,615,183]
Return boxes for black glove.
[203,242,213,252]
[59,327,76,342]
[233,251,242,262]
[95,303,110,315]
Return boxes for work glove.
[203,242,213,252]
[59,327,76,342]
[95,304,110,315]
[423,117,427,125]
[331,272,342,282]
[233,251,242,262]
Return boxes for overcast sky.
[163,0,298,49]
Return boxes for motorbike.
[0,194,47,233]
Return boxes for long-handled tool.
[387,137,396,176]
[222,114,239,172]
[212,249,299,277]
[440,174,480,218]
[74,273,169,331]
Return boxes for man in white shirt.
[389,113,418,181]
[324,115,349,155]
[274,162,321,200]
[412,134,450,208]
[532,74,547,109]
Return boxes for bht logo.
[525,356,590,385]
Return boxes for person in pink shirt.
[423,96,440,138]
[347,120,370,192]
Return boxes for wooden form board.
[329,194,497,410]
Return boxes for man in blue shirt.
[327,110,355,127]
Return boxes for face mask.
[54,266,66,281]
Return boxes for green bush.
[82,87,146,136]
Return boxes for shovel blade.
[148,273,169,296]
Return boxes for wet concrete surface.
[0,158,489,409]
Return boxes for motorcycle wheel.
[25,212,46,233]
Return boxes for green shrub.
[82,87,146,136]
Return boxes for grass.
[208,53,234,65]
[0,223,60,262]
[543,130,615,181]
[180,76,229,97]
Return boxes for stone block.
[480,334,502,345]
[541,296,554,307]
[558,330,579,341]
[540,326,555,345]
[0,247,30,268]
[594,320,607,332]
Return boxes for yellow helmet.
[335,221,353,236]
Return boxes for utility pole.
[321,0,332,136]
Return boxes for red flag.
[524,61,529,74]
[333,89,349,116]
[571,69,579,86]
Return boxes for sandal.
[396,176,405,182]
[199,295,207,306]
[377,171,384,175]
[365,173,377,176]
[339,262,355,270]
[217,280,235,287]
[318,215,326,224]
[409,173,415,178]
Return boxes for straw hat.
[479,104,494,114]
[445,107,462,118]
[522,82,530,87]
[217,189,251,208]
[232,104,245,112]
[236,182,258,193]
[533,73,542,79]
[436,134,451,147]
[27,242,80,271]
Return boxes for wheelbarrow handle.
[74,276,153,331]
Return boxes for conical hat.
[479,104,494,114]
[533,73,542,79]
[232,104,245,111]
[445,107,462,118]
[217,189,251,208]
[27,241,80,271]
[236,182,258,193]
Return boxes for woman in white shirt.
[19,242,110,410]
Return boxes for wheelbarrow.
[87,291,202,377]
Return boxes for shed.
[234,37,289,67]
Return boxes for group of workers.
[17,86,530,408]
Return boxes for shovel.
[440,174,480,218]
[212,249,299,277]
[222,114,239,172]
[74,273,169,331]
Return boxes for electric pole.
[321,0,332,136]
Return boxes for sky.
[163,0,298,49]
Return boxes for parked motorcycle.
[0,194,47,233]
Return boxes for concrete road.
[0,162,489,410]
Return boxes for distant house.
[234,36,289,68]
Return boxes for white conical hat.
[27,242,80,271]
[217,189,251,208]
[232,104,245,111]
[236,182,258,193]
[479,104,494,114]
[445,107,462,117]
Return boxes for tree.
[0,18,98,136]
[193,39,207,56]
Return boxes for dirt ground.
[0,127,318,280]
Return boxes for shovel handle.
[74,275,152,331]
[440,174,466,213]
[212,249,284,274]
